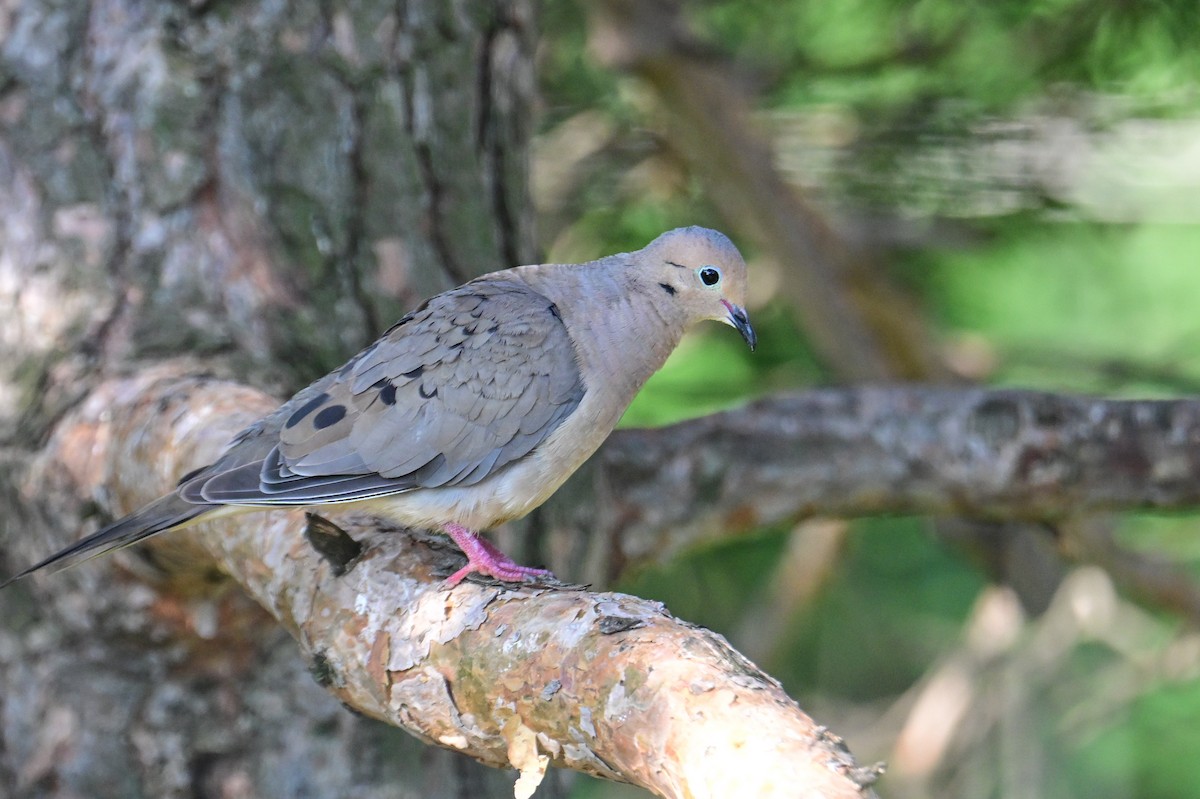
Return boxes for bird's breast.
[361,385,620,532]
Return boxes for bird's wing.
[185,276,586,506]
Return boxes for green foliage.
[1069,680,1200,799]
[616,526,789,634]
[619,304,824,427]
[696,0,1199,112]
[922,222,1200,392]
[615,519,983,700]
[1116,513,1200,567]
[777,518,985,698]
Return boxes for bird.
[2,227,755,589]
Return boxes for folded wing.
[184,277,586,507]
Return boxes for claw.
[441,523,555,587]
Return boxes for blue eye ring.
[698,266,721,287]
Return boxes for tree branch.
[25,365,878,799]
[21,372,1200,793]
[535,386,1200,620]
[593,387,1200,529]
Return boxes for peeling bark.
[12,371,1200,796]
[6,0,1198,796]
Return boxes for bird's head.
[642,226,756,351]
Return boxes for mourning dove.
[3,227,755,588]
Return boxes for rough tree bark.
[0,1,556,797]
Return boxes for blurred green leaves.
[1070,680,1200,799]
[619,304,824,427]
[924,222,1200,393]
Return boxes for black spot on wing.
[286,393,330,429]
[313,405,347,430]
[378,381,397,406]
[658,282,676,296]
[243,278,590,499]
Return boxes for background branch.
[539,387,1200,620]
[598,387,1200,528]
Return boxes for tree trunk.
[0,1,540,796]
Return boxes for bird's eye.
[698,266,721,287]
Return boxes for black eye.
[699,266,721,286]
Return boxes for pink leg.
[442,523,555,587]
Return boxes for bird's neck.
[514,259,686,409]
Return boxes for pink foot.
[442,523,556,587]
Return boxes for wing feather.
[196,276,586,506]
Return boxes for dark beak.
[722,301,757,352]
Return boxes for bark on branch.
[544,386,1200,574]
[10,371,1200,794]
[21,365,878,799]
[598,386,1200,532]
[536,386,1200,622]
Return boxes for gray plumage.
[3,227,754,587]
[186,277,584,505]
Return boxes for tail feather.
[1,494,212,589]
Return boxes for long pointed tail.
[1,494,213,589]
